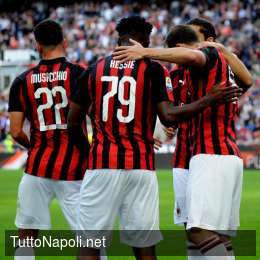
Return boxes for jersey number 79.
[102,76,136,123]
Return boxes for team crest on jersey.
[166,76,173,90]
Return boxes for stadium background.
[0,0,259,259]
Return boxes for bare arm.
[142,47,206,66]
[157,84,242,126]
[222,50,253,89]
[9,112,30,149]
[113,39,206,67]
[200,41,253,90]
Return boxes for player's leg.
[77,169,124,260]
[186,154,241,259]
[172,168,201,259]
[119,170,162,260]
[132,246,157,260]
[220,235,235,259]
[222,156,243,260]
[53,180,82,230]
[187,229,229,259]
[14,174,54,260]
[54,179,108,260]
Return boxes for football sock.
[198,235,229,260]
[14,239,35,260]
[14,247,35,260]
[224,241,235,259]
[187,240,203,260]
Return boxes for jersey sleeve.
[199,46,219,72]
[150,62,173,103]
[170,67,182,106]
[8,77,25,112]
[72,69,91,109]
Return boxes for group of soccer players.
[8,14,252,260]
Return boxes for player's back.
[87,55,172,170]
[189,47,240,157]
[170,65,192,169]
[9,57,87,180]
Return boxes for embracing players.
[170,18,252,259]
[113,22,251,259]
[69,16,241,260]
[8,20,89,260]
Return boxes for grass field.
[0,169,259,260]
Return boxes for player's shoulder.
[199,46,220,59]
[65,60,86,75]
[89,56,108,72]
[148,59,168,74]
[11,65,38,87]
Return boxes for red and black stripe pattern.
[189,47,240,157]
[170,65,192,169]
[74,56,172,170]
[8,57,88,180]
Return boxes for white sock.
[199,235,229,260]
[187,240,203,259]
[14,238,35,260]
[224,241,235,259]
[14,246,35,260]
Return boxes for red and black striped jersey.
[170,65,192,169]
[189,47,241,157]
[8,57,88,180]
[73,56,173,170]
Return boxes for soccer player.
[187,18,252,91]
[8,20,89,260]
[170,18,253,259]
[68,17,241,260]
[113,25,247,260]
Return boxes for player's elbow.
[159,112,178,127]
[187,51,205,67]
[244,75,253,88]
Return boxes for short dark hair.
[187,18,217,40]
[34,19,63,46]
[116,16,153,47]
[165,25,199,48]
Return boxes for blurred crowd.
[0,0,259,149]
[0,1,259,68]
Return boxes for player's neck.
[41,50,65,60]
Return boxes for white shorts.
[15,173,82,230]
[77,169,162,247]
[172,168,189,225]
[186,154,243,232]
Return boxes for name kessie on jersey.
[110,59,135,69]
[31,71,67,84]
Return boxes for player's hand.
[199,41,225,52]
[113,39,145,63]
[207,82,243,104]
[154,139,162,150]
[163,127,176,139]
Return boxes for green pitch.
[0,169,259,260]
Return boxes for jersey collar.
[39,57,66,65]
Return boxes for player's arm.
[8,78,30,149]
[113,39,206,67]
[151,62,241,126]
[67,102,89,150]
[9,112,30,148]
[200,41,253,91]
[158,83,242,126]
[67,70,90,151]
